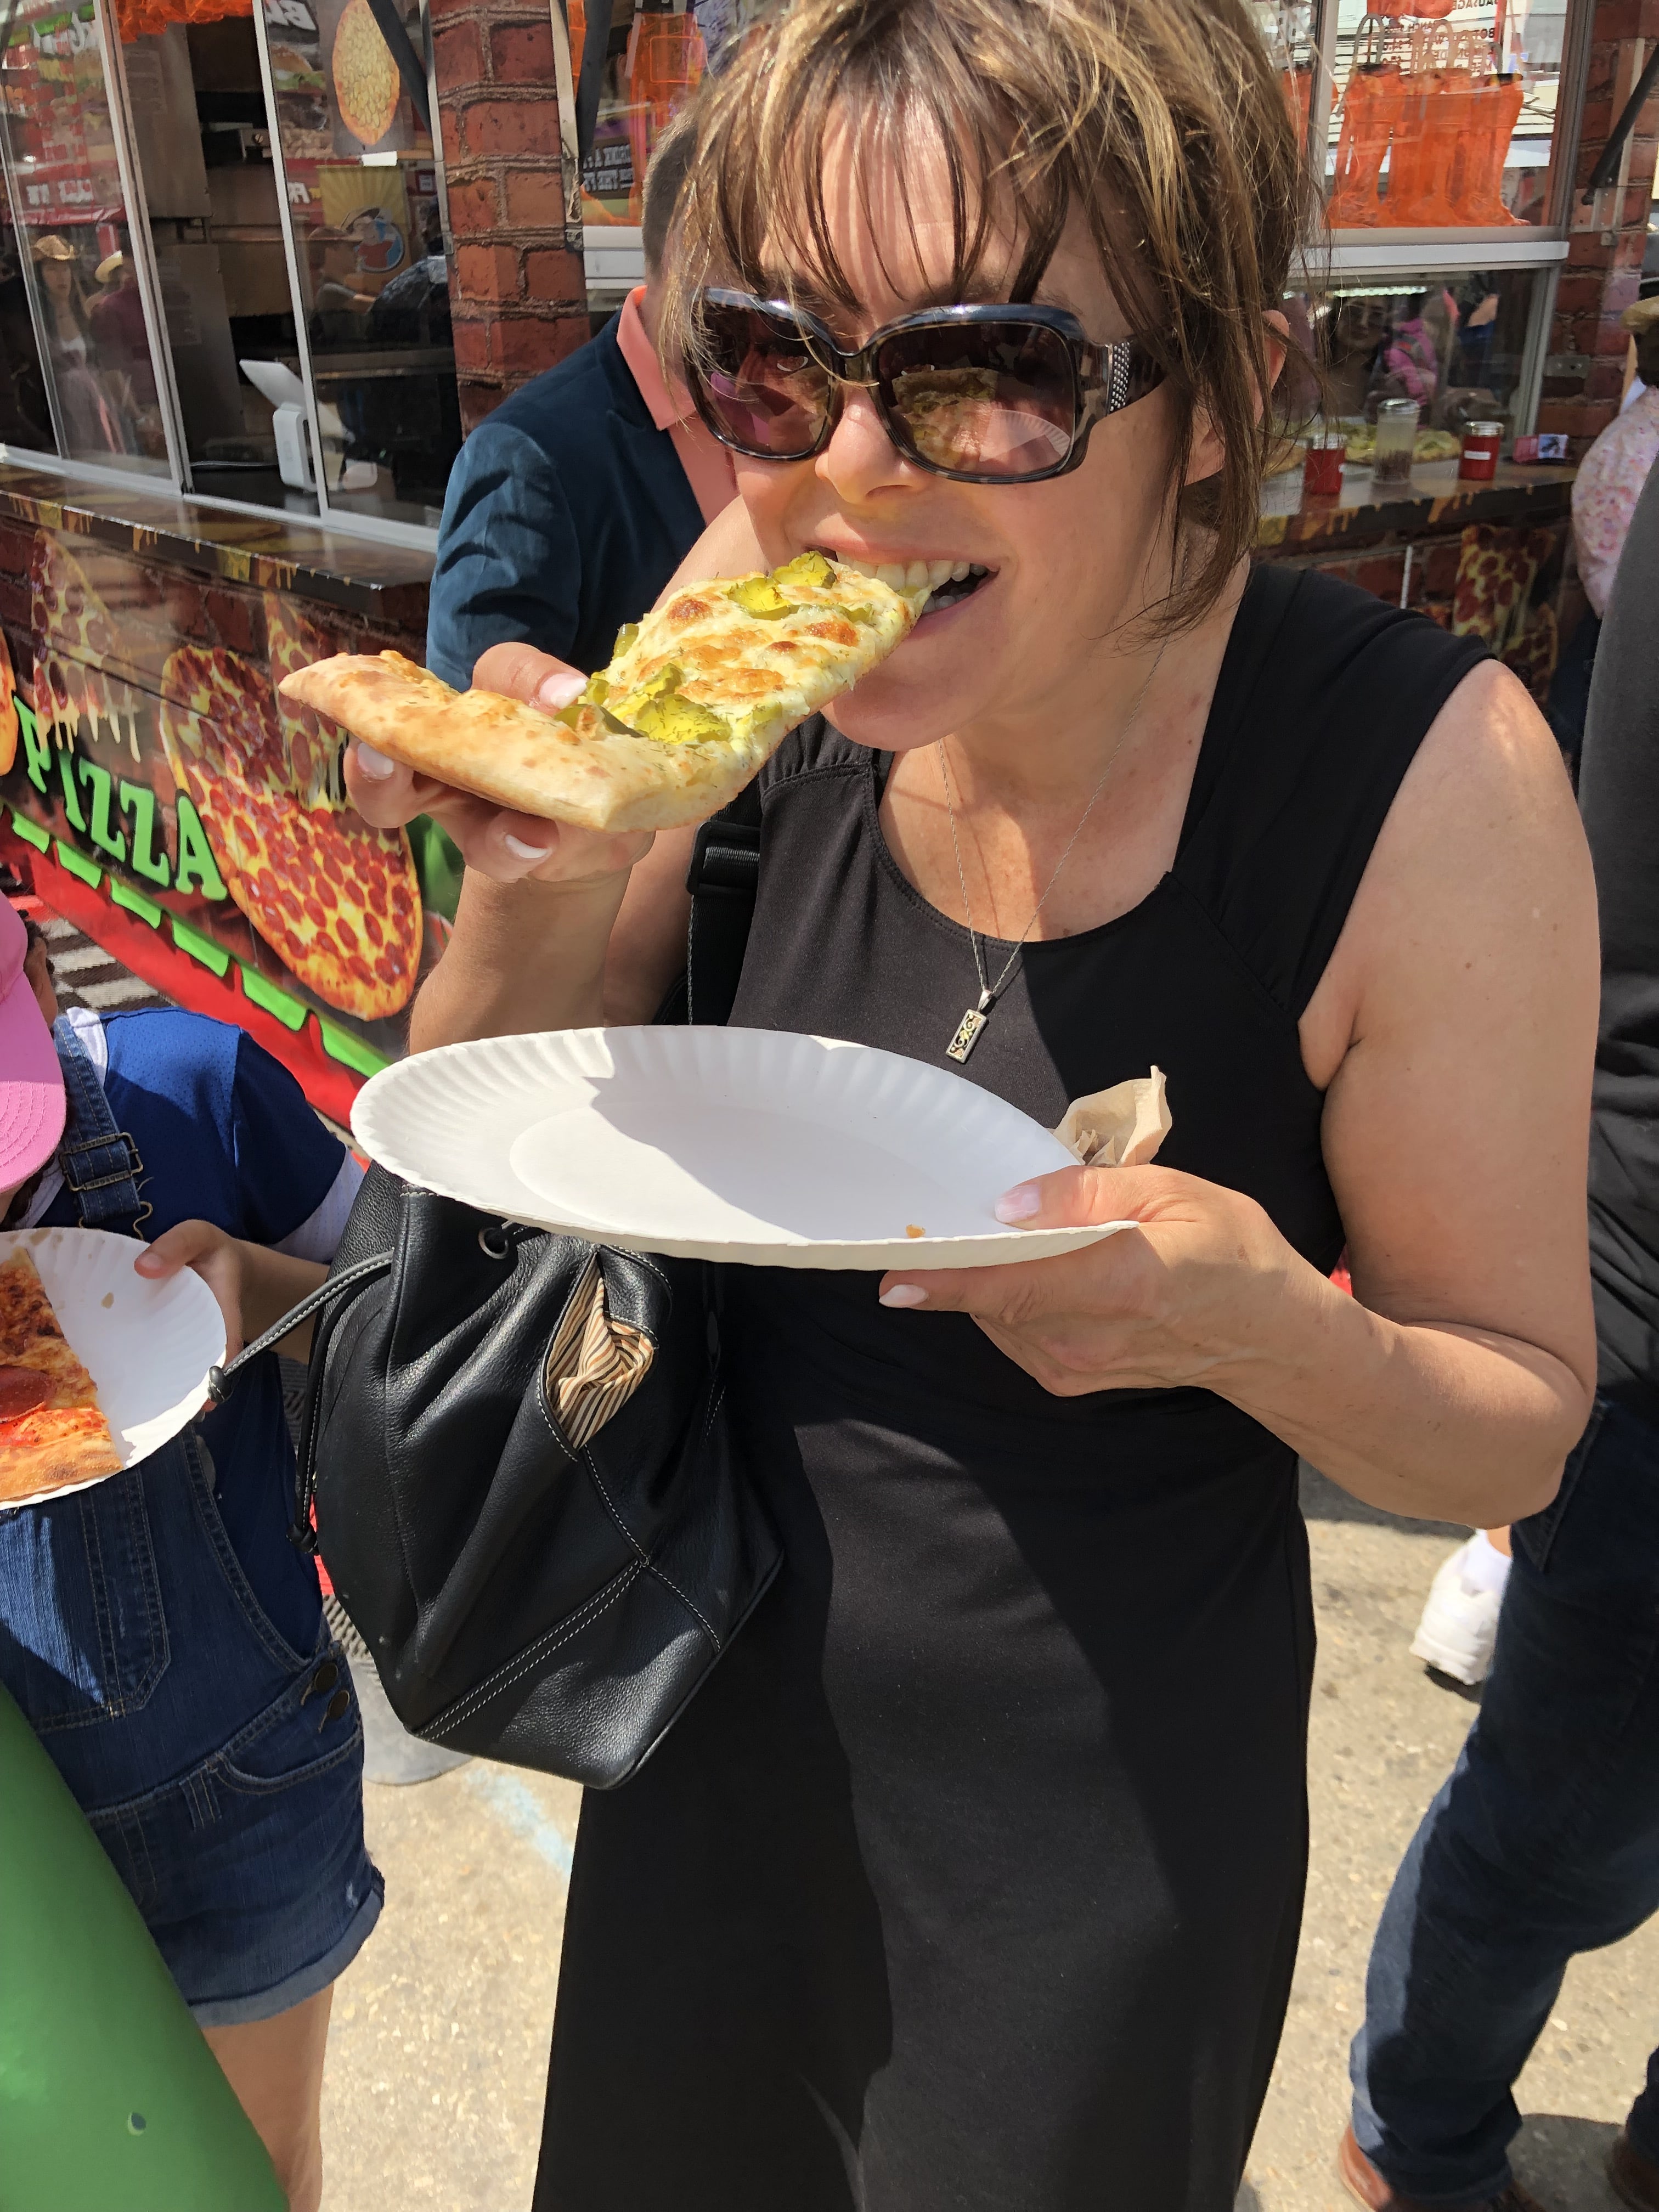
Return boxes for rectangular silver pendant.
[946,1007,988,1063]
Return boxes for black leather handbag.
[211,788,778,1788]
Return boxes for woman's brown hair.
[664,0,1315,632]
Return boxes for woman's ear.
[1183,308,1292,486]
[1262,308,1290,413]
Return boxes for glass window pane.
[1323,0,1568,229]
[1289,266,1539,432]
[577,0,706,327]
[264,0,461,527]
[117,16,315,512]
[0,0,170,471]
[0,163,53,448]
[1248,4,1317,157]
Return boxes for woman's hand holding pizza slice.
[342,642,657,889]
[300,551,928,878]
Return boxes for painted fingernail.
[879,1285,928,1308]
[503,832,555,861]
[354,741,396,780]
[534,671,586,710]
[994,1183,1041,1224]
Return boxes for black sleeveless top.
[536,566,1488,2212]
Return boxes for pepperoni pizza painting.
[0,522,444,1114]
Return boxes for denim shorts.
[0,1427,382,2027]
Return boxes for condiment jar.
[1302,430,1346,498]
[1458,421,1504,482]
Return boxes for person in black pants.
[346,1,1600,2201]
[1340,472,1659,2212]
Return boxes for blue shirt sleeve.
[426,419,584,689]
[226,1030,348,1248]
[89,1009,343,1248]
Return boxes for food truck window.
[1301,268,1545,435]
[113,14,317,513]
[260,0,461,528]
[0,0,171,474]
[574,0,707,327]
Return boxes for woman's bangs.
[717,74,1071,329]
[663,0,1314,633]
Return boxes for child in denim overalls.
[0,901,380,2212]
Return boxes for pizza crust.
[279,555,926,834]
[0,1409,125,1503]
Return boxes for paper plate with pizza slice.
[0,1229,225,1511]
[352,1026,1134,1272]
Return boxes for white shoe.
[1410,1534,1510,1686]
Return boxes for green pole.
[0,1681,284,2211]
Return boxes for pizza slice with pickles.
[278,552,930,833]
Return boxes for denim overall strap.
[52,1015,150,1237]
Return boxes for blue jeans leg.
[1349,1396,1659,2206]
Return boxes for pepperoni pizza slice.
[0,1249,123,1502]
[160,644,422,1021]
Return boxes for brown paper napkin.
[1053,1066,1170,1169]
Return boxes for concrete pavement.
[318,1470,1659,2210]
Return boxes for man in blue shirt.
[425,109,735,688]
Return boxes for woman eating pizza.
[345,1,1599,2204]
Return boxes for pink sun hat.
[0,899,65,1190]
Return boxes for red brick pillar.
[431,0,590,432]
[1542,0,1659,455]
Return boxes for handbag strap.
[659,780,763,1026]
[205,1247,395,1405]
[673,749,896,1025]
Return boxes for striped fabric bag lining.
[543,1249,655,1451]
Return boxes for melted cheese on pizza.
[0,1249,122,1498]
[579,551,921,751]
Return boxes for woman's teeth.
[832,554,989,602]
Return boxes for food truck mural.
[0,520,456,1121]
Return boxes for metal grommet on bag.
[478,1224,511,1260]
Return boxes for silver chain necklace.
[939,644,1167,1063]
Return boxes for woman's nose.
[816,384,915,503]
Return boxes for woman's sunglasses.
[686,289,1166,486]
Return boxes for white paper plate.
[0,1226,227,1510]
[352,1026,1135,1271]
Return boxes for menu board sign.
[1,2,118,229]
[264,0,422,162]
